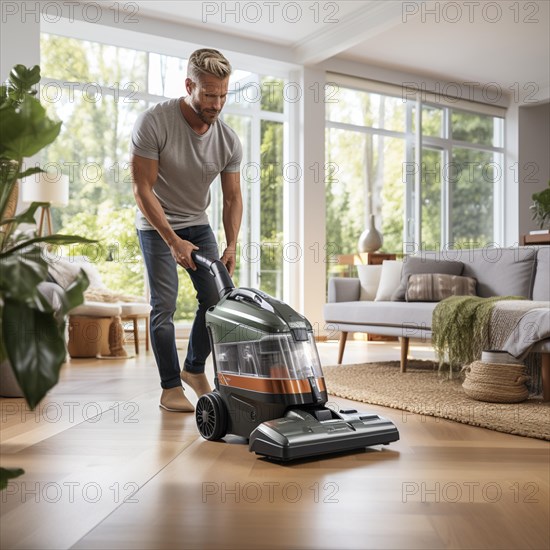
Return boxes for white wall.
[1,9,41,212]
[518,102,550,236]
[504,103,520,246]
[0,7,40,81]
[299,67,326,335]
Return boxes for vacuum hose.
[191,251,235,299]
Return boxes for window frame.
[325,75,506,251]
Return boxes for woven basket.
[462,361,530,403]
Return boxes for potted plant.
[0,65,95,488]
[530,181,550,230]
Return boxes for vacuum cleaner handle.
[191,251,235,299]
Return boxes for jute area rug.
[322,360,550,441]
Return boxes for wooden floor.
[1,339,548,550]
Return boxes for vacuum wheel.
[196,392,228,441]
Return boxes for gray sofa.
[324,246,550,399]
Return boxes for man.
[131,49,243,412]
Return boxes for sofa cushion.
[48,257,105,289]
[374,260,403,301]
[357,265,382,301]
[533,246,550,301]
[324,300,437,329]
[119,302,152,316]
[406,274,477,302]
[392,256,464,301]
[48,258,81,289]
[461,247,536,298]
[69,302,122,317]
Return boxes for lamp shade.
[22,172,69,207]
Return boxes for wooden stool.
[121,312,150,355]
[119,302,151,354]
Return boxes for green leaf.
[0,467,25,490]
[0,234,97,257]
[531,183,550,229]
[0,85,8,107]
[59,269,90,315]
[17,166,45,179]
[0,159,18,182]
[0,246,47,301]
[10,65,41,89]
[29,269,90,316]
[6,65,40,104]
[0,96,62,159]
[0,201,49,227]
[2,300,66,409]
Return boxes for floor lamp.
[22,173,69,236]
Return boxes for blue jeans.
[138,225,220,389]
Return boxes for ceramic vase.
[358,214,383,253]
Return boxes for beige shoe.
[180,370,212,397]
[159,387,194,412]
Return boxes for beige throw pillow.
[374,260,403,301]
[391,256,464,301]
[357,265,383,301]
[406,273,477,302]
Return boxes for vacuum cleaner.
[192,252,399,461]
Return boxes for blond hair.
[187,49,232,81]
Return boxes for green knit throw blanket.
[432,295,525,371]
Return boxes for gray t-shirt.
[131,97,242,230]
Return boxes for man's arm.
[220,171,243,276]
[131,154,199,270]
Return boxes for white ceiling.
[124,0,550,101]
[131,1,367,46]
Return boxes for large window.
[40,34,288,322]
[215,76,286,298]
[325,78,505,268]
[326,88,407,261]
[41,36,146,299]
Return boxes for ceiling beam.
[293,0,404,65]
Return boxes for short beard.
[187,96,219,125]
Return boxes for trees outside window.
[326,82,504,277]
[41,35,146,299]
[41,34,287,321]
